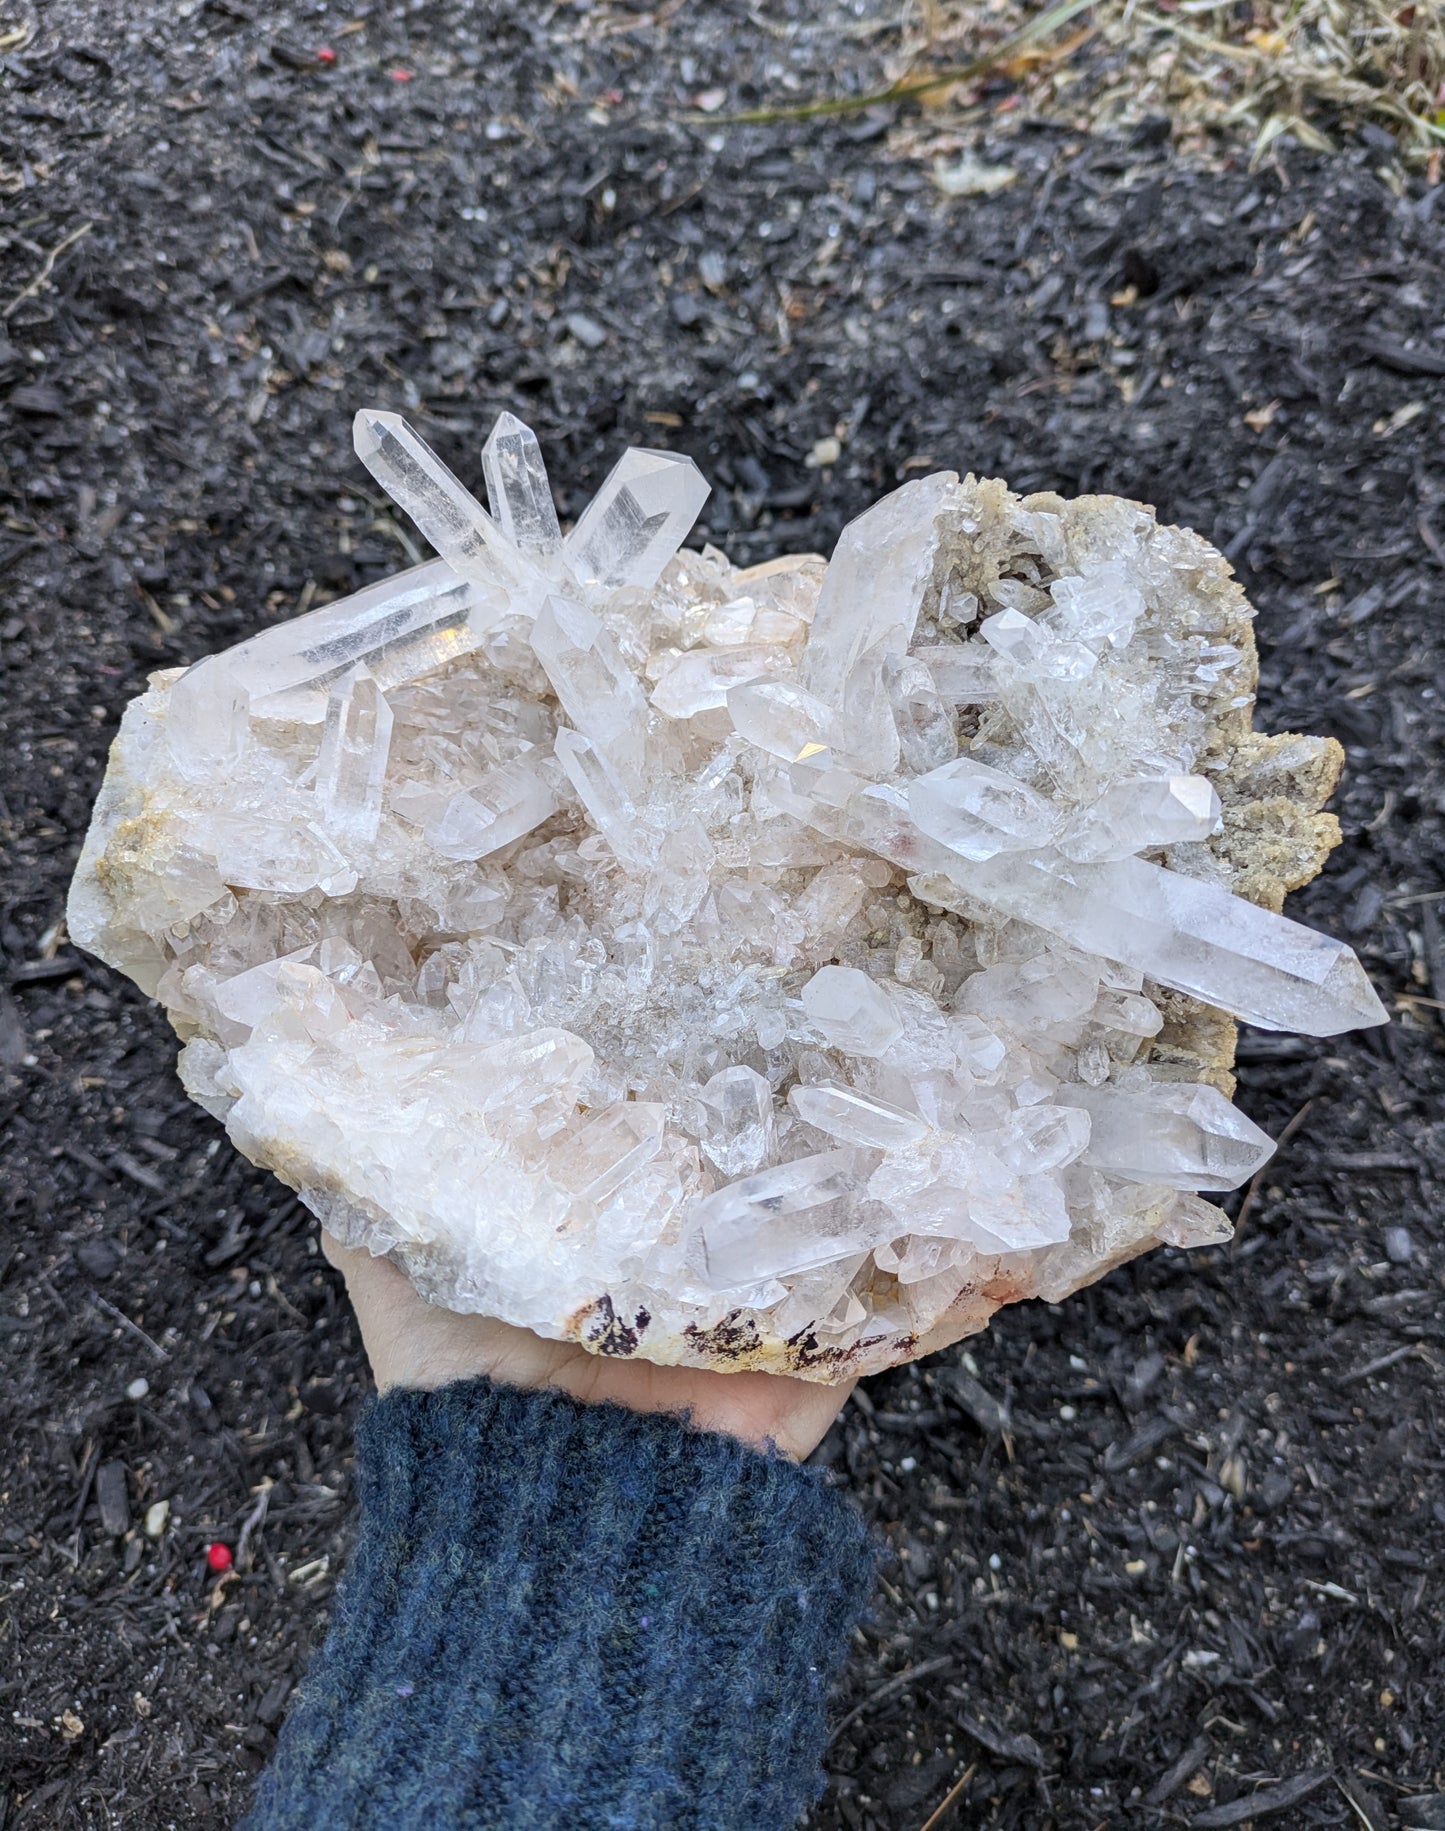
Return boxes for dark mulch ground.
[2,4,1442,1827]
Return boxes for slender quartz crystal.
[1058,775,1222,862]
[425,757,558,862]
[238,562,508,724]
[689,1150,878,1289]
[840,785,1384,1037]
[316,664,393,845]
[650,646,791,720]
[549,1102,666,1203]
[563,447,710,590]
[1061,1081,1274,1190]
[798,473,957,774]
[910,842,1386,1035]
[167,655,250,777]
[911,644,1000,704]
[908,756,1061,860]
[531,595,650,784]
[481,411,563,557]
[726,679,843,764]
[801,476,954,702]
[552,727,655,867]
[353,409,530,591]
[788,1082,929,1150]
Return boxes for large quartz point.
[70,417,1386,1383]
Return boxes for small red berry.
[206,1542,233,1572]
[390,68,413,82]
[317,47,337,65]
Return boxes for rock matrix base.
[69,413,1386,1381]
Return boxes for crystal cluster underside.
[68,411,1386,1380]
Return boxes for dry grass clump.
[775,1,1445,170]
[1101,0,1444,164]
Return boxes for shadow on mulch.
[1,3,1442,1828]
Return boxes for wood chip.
[1190,1769,1331,1827]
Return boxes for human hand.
[322,1232,855,1462]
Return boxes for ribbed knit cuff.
[241,1378,875,1831]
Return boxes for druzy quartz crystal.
[69,412,1387,1380]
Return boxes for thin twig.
[1339,1343,1419,1387]
[828,1655,954,1745]
[704,0,1097,125]
[235,1478,274,1569]
[68,1441,102,1532]
[918,1763,978,1831]
[89,1289,171,1361]
[1231,1097,1314,1252]
[3,221,94,320]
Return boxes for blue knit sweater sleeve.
[240,1377,875,1830]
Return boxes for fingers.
[320,1228,560,1394]
[320,1230,401,1286]
[318,1228,858,1454]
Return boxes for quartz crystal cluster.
[69,411,1387,1380]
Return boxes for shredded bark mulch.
[1,4,1441,1827]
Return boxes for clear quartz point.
[908,756,1061,860]
[235,561,509,724]
[1156,1191,1234,1248]
[697,1064,775,1177]
[1048,564,1144,648]
[353,408,529,590]
[1058,774,1223,861]
[425,758,558,861]
[481,411,563,557]
[798,474,957,774]
[788,1082,928,1150]
[530,595,650,783]
[981,608,1096,680]
[650,646,790,719]
[911,644,1001,704]
[690,1149,878,1290]
[801,475,954,703]
[550,1101,666,1203]
[910,845,1387,1036]
[1062,1080,1275,1190]
[167,656,250,777]
[727,678,843,764]
[563,447,710,590]
[552,726,654,867]
[316,664,393,845]
[884,655,958,773]
[844,784,1384,1037]
[801,965,902,1057]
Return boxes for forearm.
[241,1377,875,1831]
